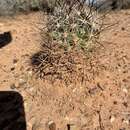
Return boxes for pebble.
[13,59,18,64]
[122,88,128,93]
[123,119,129,125]
[72,88,77,93]
[19,78,27,85]
[10,83,16,89]
[48,121,56,130]
[10,67,15,71]
[110,116,115,123]
[67,124,78,130]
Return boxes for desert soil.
[0,10,130,130]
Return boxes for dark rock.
[0,32,12,48]
[13,59,18,64]
[11,67,15,71]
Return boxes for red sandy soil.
[0,10,130,130]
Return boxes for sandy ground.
[0,10,130,130]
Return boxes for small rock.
[122,88,128,93]
[72,88,77,93]
[10,83,16,89]
[19,78,26,86]
[122,79,128,82]
[110,116,115,123]
[48,121,56,130]
[13,59,18,64]
[122,119,129,125]
[113,101,117,105]
[67,124,78,130]
[88,87,98,95]
[10,67,15,71]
